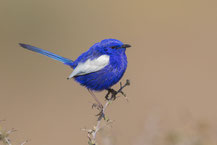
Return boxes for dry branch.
[83,79,130,145]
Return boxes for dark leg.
[105,88,117,100]
[105,79,130,101]
[88,89,105,120]
[88,89,103,110]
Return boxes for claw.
[92,103,103,110]
[105,91,110,100]
[105,89,117,100]
[96,109,105,121]
[105,80,130,101]
[92,103,104,120]
[92,103,97,109]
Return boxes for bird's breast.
[74,53,127,91]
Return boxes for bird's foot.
[92,103,105,120]
[92,103,103,111]
[105,79,130,101]
[105,89,117,101]
[96,109,105,121]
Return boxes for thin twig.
[85,79,130,145]
[7,128,16,135]
[4,137,12,145]
[92,100,111,140]
[20,140,28,145]
[0,121,28,145]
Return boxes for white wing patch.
[68,55,110,79]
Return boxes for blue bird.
[19,39,130,106]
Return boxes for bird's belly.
[73,63,127,91]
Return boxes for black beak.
[122,44,131,48]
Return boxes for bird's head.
[94,39,131,55]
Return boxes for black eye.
[110,46,117,49]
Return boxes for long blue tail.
[19,43,73,65]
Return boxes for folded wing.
[68,54,110,79]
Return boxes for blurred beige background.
[1,0,217,145]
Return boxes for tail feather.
[19,43,73,65]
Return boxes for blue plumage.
[19,39,130,91]
[19,43,74,66]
